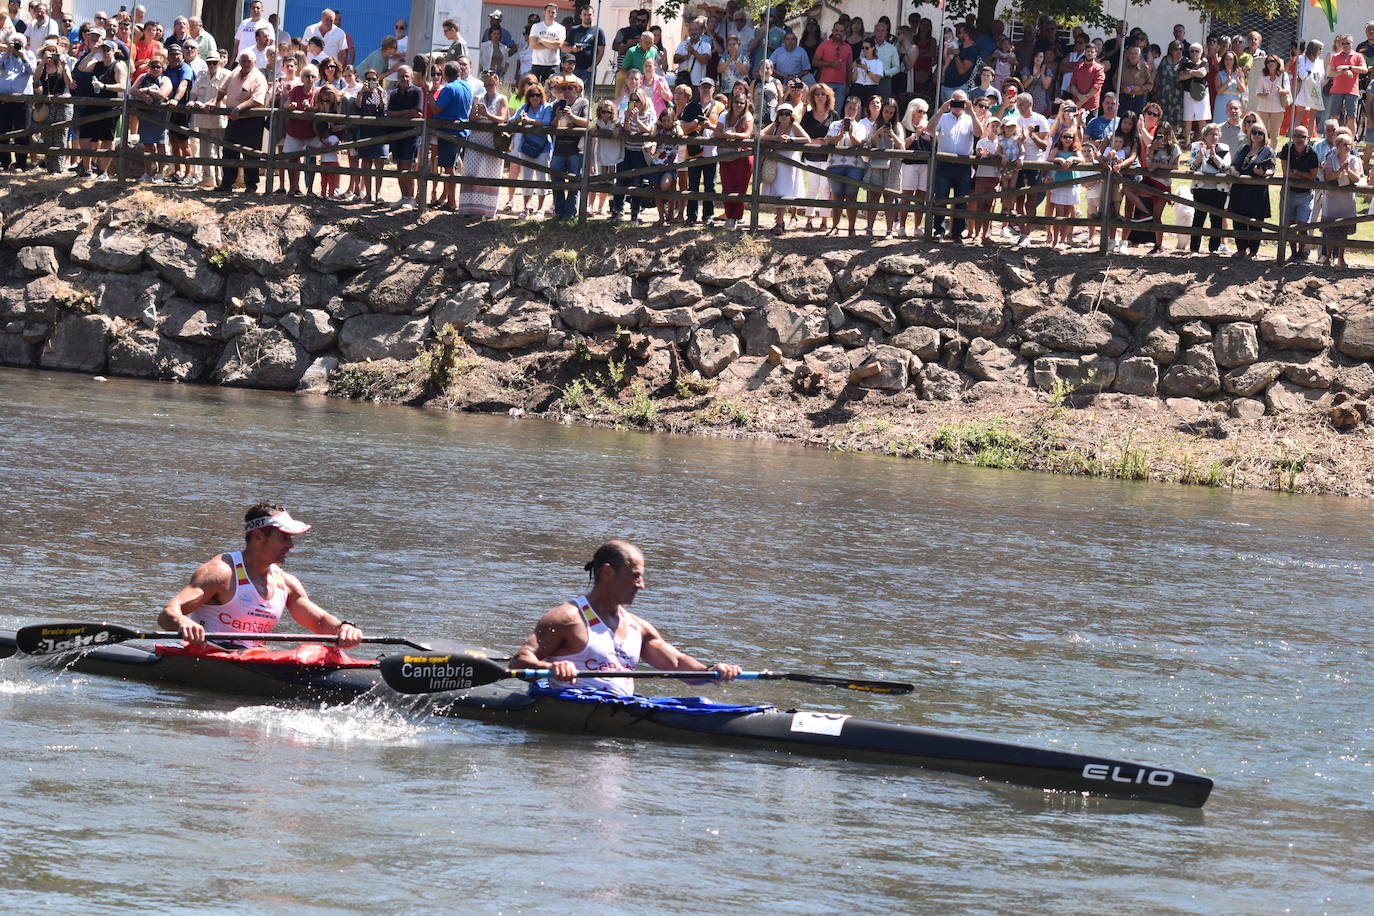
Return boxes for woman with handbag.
[1294,40,1325,135]
[758,102,809,234]
[508,81,554,216]
[31,42,73,174]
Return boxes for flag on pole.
[1311,0,1337,30]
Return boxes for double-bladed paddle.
[379,651,914,695]
[14,622,433,656]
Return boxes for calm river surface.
[0,368,1369,914]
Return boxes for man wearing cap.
[160,502,363,649]
[679,76,722,224]
[488,9,515,55]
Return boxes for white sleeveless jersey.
[188,551,287,645]
[547,596,643,696]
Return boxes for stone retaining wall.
[4,194,1374,430]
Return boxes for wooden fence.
[2,91,1372,263]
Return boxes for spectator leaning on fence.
[1279,124,1319,261]
[0,32,33,171]
[217,49,268,194]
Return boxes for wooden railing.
[2,91,1371,263]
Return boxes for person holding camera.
[0,32,34,170]
[926,89,976,241]
[679,76,723,224]
[30,38,71,172]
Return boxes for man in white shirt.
[1012,91,1049,244]
[930,90,976,240]
[232,0,265,60]
[528,3,564,81]
[25,2,60,41]
[302,9,348,64]
[674,16,713,86]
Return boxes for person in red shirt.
[1070,44,1105,116]
[812,20,853,112]
[1326,34,1367,131]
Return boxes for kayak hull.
[1,632,1213,807]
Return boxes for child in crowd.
[992,37,1017,83]
[651,104,683,224]
[1047,128,1083,248]
[312,85,343,200]
[997,118,1023,232]
[1081,142,1101,248]
[591,99,622,214]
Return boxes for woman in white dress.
[1295,40,1326,135]
[758,103,808,233]
[460,69,510,217]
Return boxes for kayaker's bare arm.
[159,555,235,643]
[512,603,584,679]
[636,616,741,682]
[283,573,362,648]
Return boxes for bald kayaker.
[158,502,362,649]
[512,539,741,695]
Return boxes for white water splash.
[187,698,427,745]
[0,679,49,695]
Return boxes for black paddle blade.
[378,651,510,694]
[780,673,915,695]
[15,622,140,656]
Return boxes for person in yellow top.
[160,502,362,649]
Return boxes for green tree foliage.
[939,0,1299,33]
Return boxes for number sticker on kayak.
[790,712,850,736]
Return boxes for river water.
[0,368,1369,914]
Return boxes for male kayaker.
[513,540,741,696]
[159,502,362,649]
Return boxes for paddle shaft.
[15,622,431,655]
[381,652,914,695]
[511,670,914,693]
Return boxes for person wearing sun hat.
[159,502,362,649]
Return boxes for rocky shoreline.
[4,181,1374,497]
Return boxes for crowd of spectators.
[0,3,1371,260]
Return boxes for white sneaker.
[398,197,417,209]
[1218,243,1232,254]
[1017,234,1030,248]
[724,218,737,230]
[1001,226,1014,238]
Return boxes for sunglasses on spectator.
[975,102,991,109]
[325,63,338,68]
[1250,129,1265,135]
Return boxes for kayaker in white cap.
[158,502,363,649]
[512,539,741,697]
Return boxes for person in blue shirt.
[0,36,34,170]
[431,60,472,210]
[509,81,553,215]
[1085,92,1119,150]
[768,29,810,84]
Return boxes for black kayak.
[0,631,1213,807]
